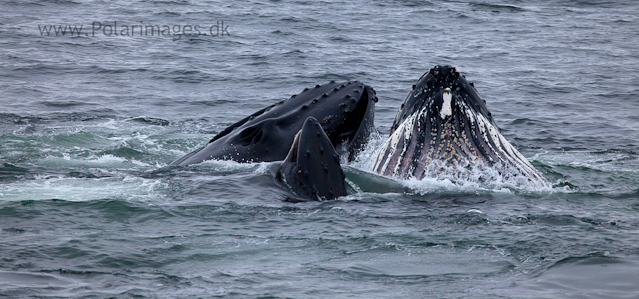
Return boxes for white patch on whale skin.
[465,106,551,189]
[440,88,452,119]
[373,111,418,175]
[393,106,429,176]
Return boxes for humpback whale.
[171,81,377,166]
[371,65,550,189]
[276,117,347,200]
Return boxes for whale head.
[171,81,377,166]
[371,65,549,188]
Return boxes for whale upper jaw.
[170,81,377,166]
[372,65,550,189]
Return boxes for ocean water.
[1,0,639,298]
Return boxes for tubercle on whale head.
[390,65,496,133]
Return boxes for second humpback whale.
[371,65,550,189]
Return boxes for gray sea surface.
[1,0,639,298]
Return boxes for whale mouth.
[372,65,549,189]
[332,87,371,142]
[330,86,376,160]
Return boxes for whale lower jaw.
[371,99,550,189]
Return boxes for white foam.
[39,154,150,168]
[0,176,169,202]
[197,159,270,173]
